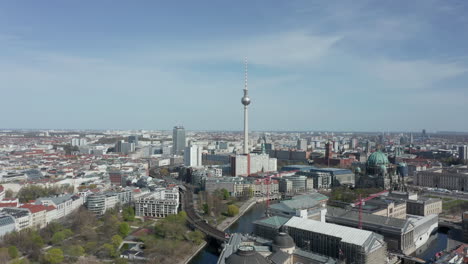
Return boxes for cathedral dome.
[273,232,295,249]
[367,151,389,167]
[225,246,269,264]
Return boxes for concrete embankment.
[182,241,207,264]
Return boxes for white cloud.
[153,31,343,68]
[371,59,468,89]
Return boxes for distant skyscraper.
[297,139,307,151]
[115,140,135,154]
[128,135,138,146]
[172,126,186,155]
[351,138,358,149]
[410,133,414,144]
[422,129,427,138]
[71,138,87,147]
[459,145,468,161]
[184,145,202,167]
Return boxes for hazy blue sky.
[1,1,468,132]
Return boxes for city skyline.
[1,1,468,131]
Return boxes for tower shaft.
[244,105,248,154]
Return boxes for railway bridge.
[180,185,227,242]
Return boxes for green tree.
[187,230,205,245]
[10,259,30,264]
[227,205,239,217]
[102,243,117,258]
[84,241,98,254]
[8,246,18,258]
[51,231,66,245]
[111,235,123,248]
[44,248,64,264]
[118,222,130,237]
[202,203,210,215]
[122,206,135,222]
[63,245,84,258]
[221,189,230,200]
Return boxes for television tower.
[241,57,251,154]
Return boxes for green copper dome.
[367,151,389,167]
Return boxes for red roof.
[44,205,56,212]
[0,202,18,208]
[20,204,47,213]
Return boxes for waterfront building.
[280,175,312,193]
[218,233,339,264]
[278,179,292,193]
[172,126,186,155]
[253,216,290,241]
[269,194,328,220]
[415,167,468,191]
[134,187,179,218]
[357,197,407,219]
[283,217,387,264]
[406,198,442,216]
[326,207,438,255]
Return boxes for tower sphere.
[241,96,251,106]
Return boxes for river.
[189,202,463,264]
[189,202,267,264]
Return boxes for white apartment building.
[135,187,179,218]
[184,145,202,167]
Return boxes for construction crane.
[353,190,389,229]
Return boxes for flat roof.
[285,217,375,247]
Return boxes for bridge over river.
[180,185,227,242]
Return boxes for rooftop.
[326,207,413,232]
[284,217,378,247]
[253,216,290,229]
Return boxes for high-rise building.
[128,135,138,146]
[459,145,468,161]
[71,138,87,146]
[115,140,135,154]
[172,126,186,155]
[296,139,307,151]
[184,145,202,167]
[351,138,358,149]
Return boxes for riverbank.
[181,241,207,264]
[186,197,272,264]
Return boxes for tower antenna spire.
[241,57,251,156]
[244,57,248,91]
